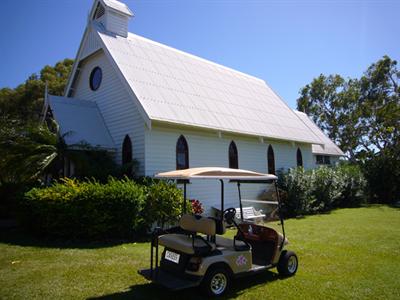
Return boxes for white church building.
[46,0,344,210]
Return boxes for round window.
[89,67,102,91]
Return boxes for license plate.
[165,250,180,264]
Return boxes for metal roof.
[95,24,324,145]
[294,111,345,156]
[48,95,115,150]
[156,167,278,180]
[101,0,133,16]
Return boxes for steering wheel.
[223,208,237,225]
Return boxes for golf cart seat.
[158,214,217,255]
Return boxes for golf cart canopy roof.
[155,167,278,181]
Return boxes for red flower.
[190,199,204,214]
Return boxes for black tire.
[277,250,298,276]
[200,265,231,297]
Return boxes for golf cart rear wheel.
[201,266,231,297]
[277,250,298,276]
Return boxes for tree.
[0,59,73,122]
[297,56,399,161]
[297,55,400,203]
[358,56,400,156]
[297,74,362,160]
[0,117,57,186]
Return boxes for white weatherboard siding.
[80,27,102,60]
[73,51,145,174]
[145,123,313,211]
[105,11,130,38]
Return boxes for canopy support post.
[237,182,244,222]
[219,179,224,222]
[275,180,286,248]
[183,181,187,214]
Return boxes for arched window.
[122,135,132,165]
[297,148,303,167]
[176,135,189,170]
[228,141,239,169]
[122,135,133,174]
[267,145,275,174]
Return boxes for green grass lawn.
[1,206,399,299]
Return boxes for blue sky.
[1,0,399,108]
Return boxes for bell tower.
[90,0,133,38]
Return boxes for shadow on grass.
[0,227,151,249]
[88,270,285,300]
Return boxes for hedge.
[20,177,185,239]
[278,164,366,217]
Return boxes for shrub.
[278,164,367,217]
[142,180,185,230]
[336,164,367,207]
[20,177,188,239]
[309,167,343,212]
[362,151,400,204]
[21,177,146,239]
[278,167,312,217]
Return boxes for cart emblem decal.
[236,255,247,266]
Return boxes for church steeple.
[89,0,133,38]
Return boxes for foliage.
[21,177,146,239]
[0,118,57,185]
[297,55,399,161]
[278,165,366,217]
[336,163,367,207]
[142,179,185,229]
[65,146,124,182]
[278,167,312,216]
[308,167,344,212]
[0,116,124,216]
[0,59,73,122]
[362,148,400,204]
[297,55,399,203]
[0,117,58,216]
[19,177,187,238]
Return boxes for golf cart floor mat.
[138,268,202,290]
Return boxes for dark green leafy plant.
[22,177,146,239]
[142,180,186,229]
[20,177,187,239]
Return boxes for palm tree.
[0,117,58,185]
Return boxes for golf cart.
[138,167,298,297]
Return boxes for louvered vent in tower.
[93,3,105,19]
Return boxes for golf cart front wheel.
[277,250,298,276]
[201,266,231,297]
